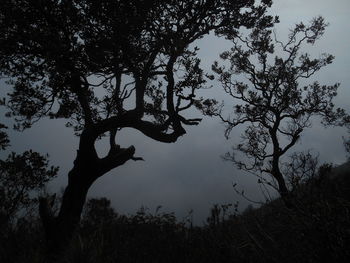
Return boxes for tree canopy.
[204,17,347,204]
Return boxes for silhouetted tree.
[0,124,58,226]
[204,17,346,206]
[0,0,275,252]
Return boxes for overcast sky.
[1,0,349,224]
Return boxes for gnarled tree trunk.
[39,128,136,256]
[40,152,98,255]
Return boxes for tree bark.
[271,160,294,209]
[269,126,294,208]
[39,126,137,257]
[40,153,99,256]
[39,125,99,255]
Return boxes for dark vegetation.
[1,161,350,263]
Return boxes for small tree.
[0,124,58,226]
[0,0,275,251]
[206,17,346,206]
